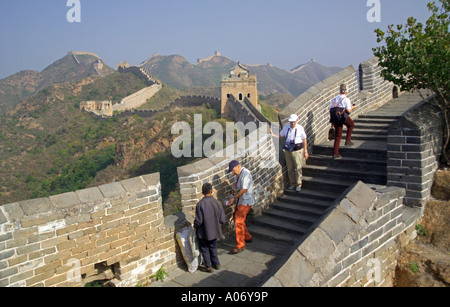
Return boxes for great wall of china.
[0,56,444,287]
[79,63,163,117]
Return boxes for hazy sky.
[0,0,432,79]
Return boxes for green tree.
[373,0,449,164]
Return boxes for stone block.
[345,181,377,211]
[194,159,215,173]
[274,250,315,287]
[298,228,334,267]
[177,164,201,178]
[121,177,146,192]
[99,182,126,198]
[0,209,6,224]
[1,203,24,222]
[141,173,160,187]
[50,192,80,209]
[76,187,104,203]
[320,209,355,245]
[339,199,361,223]
[19,198,52,216]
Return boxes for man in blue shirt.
[227,160,254,254]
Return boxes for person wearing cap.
[194,183,226,272]
[277,114,309,192]
[227,160,254,254]
[330,84,355,159]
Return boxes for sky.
[0,0,433,80]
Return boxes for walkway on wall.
[150,92,425,288]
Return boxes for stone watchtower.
[221,63,258,116]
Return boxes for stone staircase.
[247,93,424,244]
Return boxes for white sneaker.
[287,186,295,191]
[296,186,302,192]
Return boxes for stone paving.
[149,236,292,287]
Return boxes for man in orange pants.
[227,160,254,254]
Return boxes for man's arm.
[193,205,203,228]
[228,189,247,206]
[303,139,309,160]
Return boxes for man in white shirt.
[330,84,355,159]
[278,114,309,192]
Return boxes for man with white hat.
[277,114,309,192]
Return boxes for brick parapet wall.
[387,101,444,206]
[0,173,181,287]
[177,130,284,236]
[118,95,221,119]
[113,83,162,112]
[264,182,421,287]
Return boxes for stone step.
[279,191,337,205]
[357,114,400,120]
[263,208,317,226]
[313,143,387,160]
[303,165,386,185]
[353,122,390,129]
[307,154,386,172]
[350,134,387,141]
[251,215,310,236]
[246,224,301,244]
[301,176,355,194]
[352,128,388,136]
[270,201,325,218]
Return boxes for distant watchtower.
[221,63,258,116]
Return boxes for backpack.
[330,97,349,124]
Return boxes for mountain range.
[139,53,343,96]
[0,52,114,113]
[0,51,343,113]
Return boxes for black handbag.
[328,127,336,140]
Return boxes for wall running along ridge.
[0,57,443,287]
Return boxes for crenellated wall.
[0,173,184,287]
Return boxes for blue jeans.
[199,238,219,268]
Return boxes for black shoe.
[203,267,213,273]
[213,264,221,270]
[345,141,354,146]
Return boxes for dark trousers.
[199,238,219,268]
[333,117,355,155]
